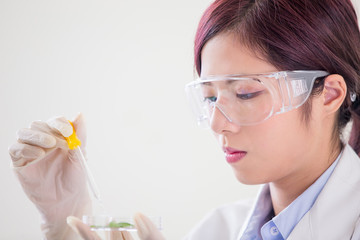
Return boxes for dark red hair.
[194,0,360,154]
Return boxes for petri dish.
[82,215,162,232]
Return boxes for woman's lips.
[223,147,247,163]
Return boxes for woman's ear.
[322,74,347,114]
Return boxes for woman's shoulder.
[183,199,254,240]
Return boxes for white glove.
[67,213,166,240]
[9,114,92,240]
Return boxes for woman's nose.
[210,103,240,134]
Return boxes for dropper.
[65,121,102,203]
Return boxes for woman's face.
[201,33,322,185]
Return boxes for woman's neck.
[269,140,342,215]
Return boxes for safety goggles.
[185,70,329,128]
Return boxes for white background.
[0,0,359,239]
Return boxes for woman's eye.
[204,96,217,103]
[236,90,263,100]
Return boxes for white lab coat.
[184,144,360,240]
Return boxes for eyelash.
[236,90,263,100]
[204,96,217,103]
[204,90,263,103]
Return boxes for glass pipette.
[65,121,103,204]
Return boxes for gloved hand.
[9,114,92,240]
[67,212,166,240]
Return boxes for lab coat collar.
[287,144,360,239]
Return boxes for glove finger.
[47,116,73,137]
[9,143,45,167]
[17,128,56,148]
[134,213,165,240]
[67,216,102,240]
[30,121,63,139]
[30,121,69,150]
[72,112,87,146]
[121,231,134,240]
[107,231,133,240]
[108,231,124,240]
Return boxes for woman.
[9,0,360,239]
